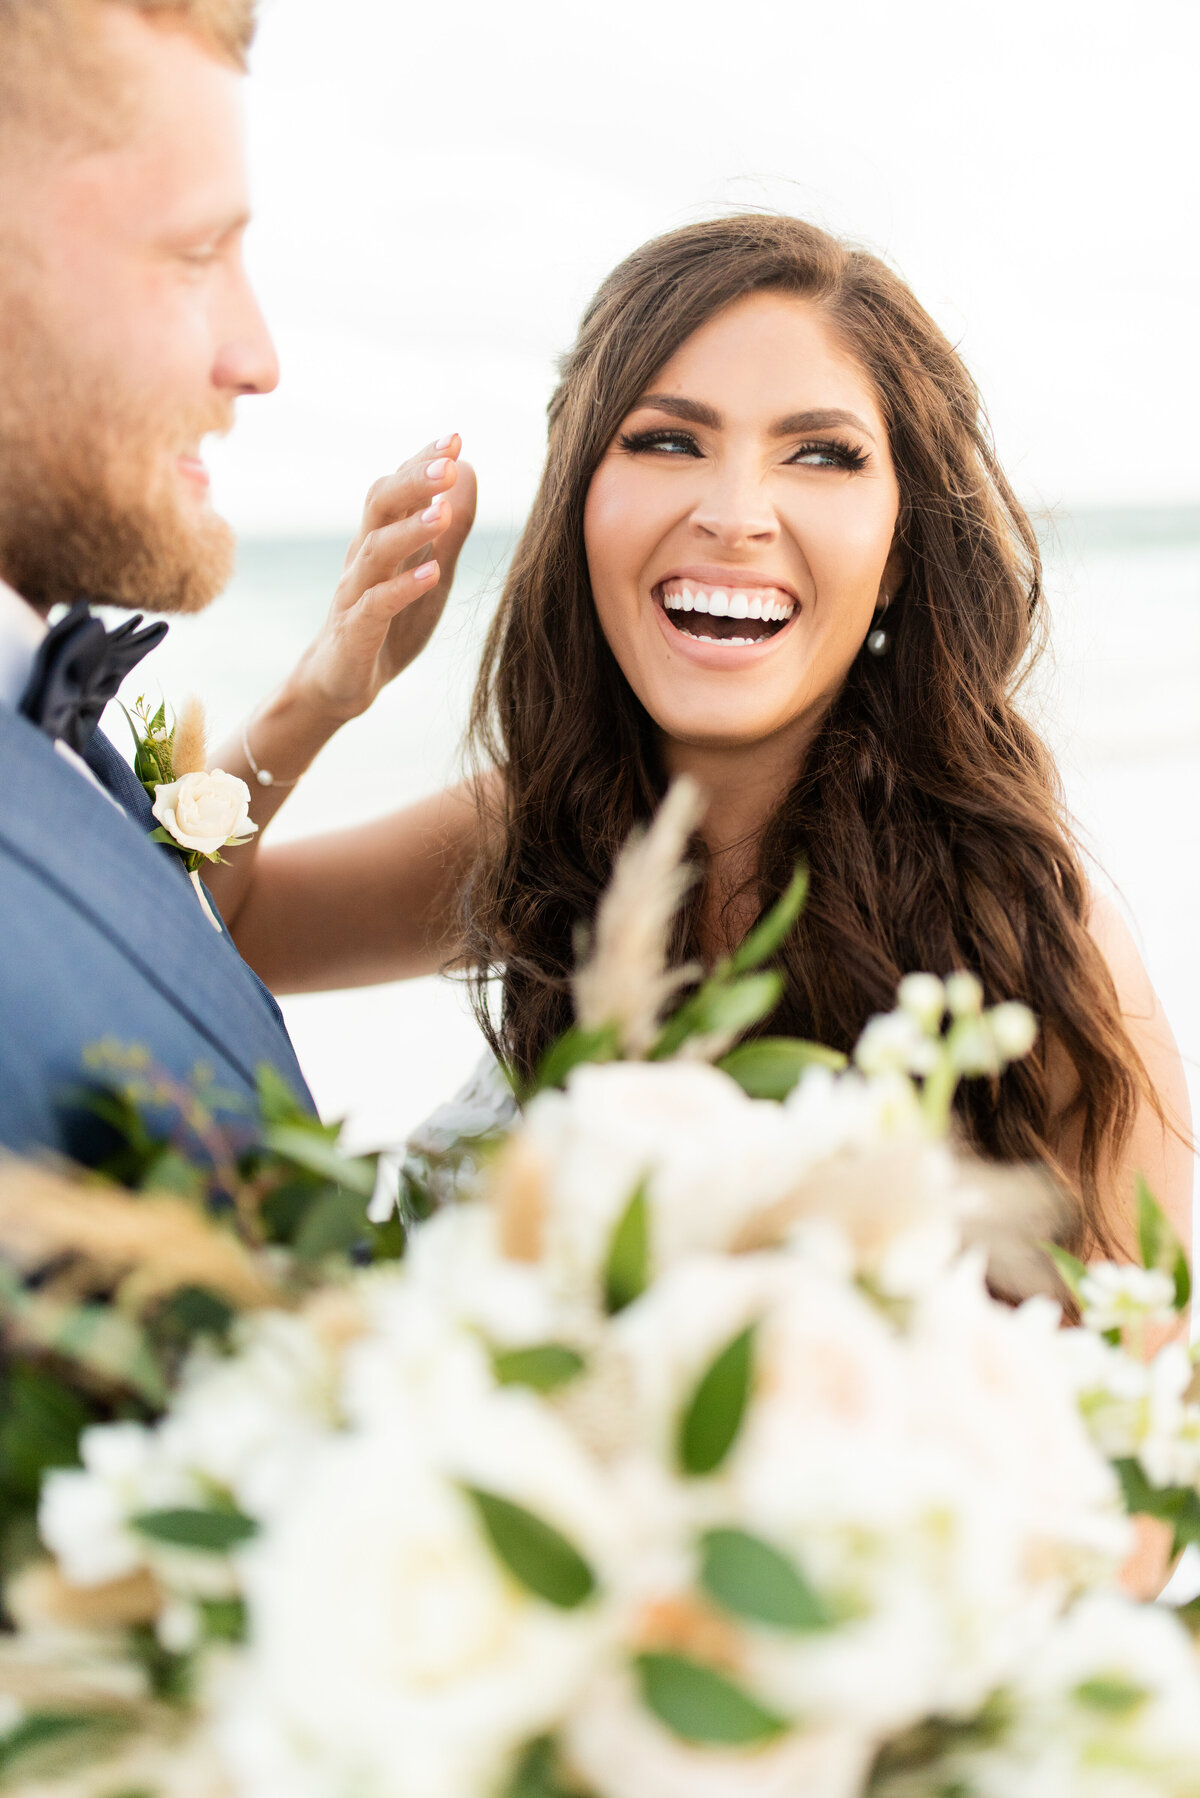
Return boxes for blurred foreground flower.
[4,786,1200,1798]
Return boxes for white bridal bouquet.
[3,782,1200,1798]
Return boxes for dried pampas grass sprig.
[171,694,208,778]
[0,1160,279,1314]
[572,776,705,1058]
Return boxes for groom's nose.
[213,265,280,398]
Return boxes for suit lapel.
[0,705,311,1103]
[85,724,155,825]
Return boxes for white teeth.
[661,582,797,626]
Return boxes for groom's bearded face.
[0,4,278,616]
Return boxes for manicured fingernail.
[414,560,438,581]
[421,498,445,524]
[425,458,448,480]
[435,433,455,450]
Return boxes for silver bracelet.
[242,718,300,790]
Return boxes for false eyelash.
[617,427,701,456]
[787,438,870,473]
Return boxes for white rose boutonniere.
[152,770,257,859]
[127,694,258,931]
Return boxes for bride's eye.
[786,437,869,472]
[617,427,702,458]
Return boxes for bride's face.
[583,292,902,757]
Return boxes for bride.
[202,212,1191,1272]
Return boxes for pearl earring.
[866,597,892,657]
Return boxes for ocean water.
[116,514,1200,1161]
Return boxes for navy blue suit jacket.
[0,702,314,1162]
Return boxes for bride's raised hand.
[293,436,477,722]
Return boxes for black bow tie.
[18,601,168,755]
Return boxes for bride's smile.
[584,289,903,754]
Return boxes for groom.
[2,0,318,1158]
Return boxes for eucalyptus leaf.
[717,1036,846,1099]
[1172,1594,1200,1638]
[1040,1240,1088,1301]
[492,1344,586,1393]
[526,1024,620,1099]
[635,1651,785,1746]
[502,1737,587,1798]
[699,1527,831,1631]
[0,1712,128,1777]
[727,864,809,975]
[292,1188,370,1261]
[261,1122,376,1195]
[1073,1677,1150,1717]
[653,971,783,1060]
[131,1507,258,1553]
[1113,1460,1200,1557]
[463,1487,595,1610]
[0,1365,89,1499]
[255,1062,309,1125]
[604,1182,650,1314]
[1137,1177,1191,1311]
[678,1324,756,1476]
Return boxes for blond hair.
[0,0,256,152]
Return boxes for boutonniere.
[125,695,258,932]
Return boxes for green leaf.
[678,1324,756,1477]
[131,1507,258,1553]
[1172,1594,1200,1638]
[292,1188,370,1260]
[1137,1176,1191,1311]
[492,1344,586,1393]
[604,1182,650,1314]
[261,1122,376,1195]
[255,1062,308,1126]
[199,1596,247,1644]
[1073,1677,1150,1717]
[368,1206,409,1263]
[0,1365,90,1500]
[154,1285,235,1345]
[526,1024,620,1099]
[654,971,783,1060]
[635,1652,785,1746]
[1112,1460,1200,1557]
[699,1527,832,1631]
[727,865,809,975]
[147,826,178,846]
[463,1487,595,1610]
[0,1711,128,1776]
[717,1036,847,1099]
[502,1737,587,1798]
[1040,1240,1089,1301]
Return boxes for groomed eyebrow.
[632,394,876,442]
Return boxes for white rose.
[942,1594,1200,1796]
[217,1391,615,1798]
[152,768,257,856]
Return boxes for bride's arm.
[1073,893,1194,1599]
[227,778,488,992]
[202,437,477,924]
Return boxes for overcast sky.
[207,0,1200,535]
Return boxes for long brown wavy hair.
[464,213,1148,1256]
